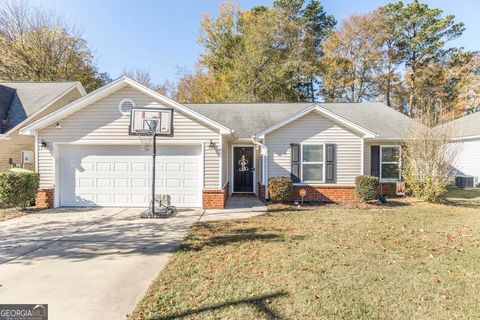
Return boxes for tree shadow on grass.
[441,199,480,209]
[178,227,289,252]
[149,291,288,320]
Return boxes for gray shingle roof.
[438,112,480,138]
[0,82,79,133]
[184,102,416,139]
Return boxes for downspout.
[251,135,268,201]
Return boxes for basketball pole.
[151,134,156,215]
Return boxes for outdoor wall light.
[40,139,47,148]
[208,139,216,149]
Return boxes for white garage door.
[59,145,202,207]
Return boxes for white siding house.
[20,77,418,208]
[440,112,480,188]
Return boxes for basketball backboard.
[129,108,173,136]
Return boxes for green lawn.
[445,187,480,201]
[130,199,480,320]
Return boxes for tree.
[174,66,214,103]
[300,0,336,100]
[402,111,459,202]
[273,0,335,101]
[122,68,155,88]
[381,0,465,116]
[406,50,480,123]
[376,5,404,110]
[230,7,307,102]
[180,0,335,103]
[122,68,176,98]
[320,12,384,102]
[0,0,108,91]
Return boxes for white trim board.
[254,104,377,139]
[379,145,402,182]
[300,143,326,184]
[20,76,232,136]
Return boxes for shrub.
[401,111,458,202]
[268,177,293,203]
[355,175,379,202]
[0,168,40,209]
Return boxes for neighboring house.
[0,82,86,172]
[20,77,415,209]
[441,112,480,188]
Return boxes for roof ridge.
[184,102,381,105]
[0,81,78,84]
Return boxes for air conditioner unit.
[455,176,475,188]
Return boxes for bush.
[268,177,293,203]
[0,168,40,209]
[402,170,450,203]
[355,175,379,202]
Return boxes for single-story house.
[20,77,414,209]
[441,111,480,188]
[0,82,86,171]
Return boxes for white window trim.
[119,98,136,115]
[300,143,326,184]
[380,145,401,181]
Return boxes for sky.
[30,0,480,84]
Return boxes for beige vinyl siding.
[29,88,83,123]
[0,132,34,171]
[37,85,221,189]
[363,140,401,176]
[266,111,363,185]
[0,87,82,173]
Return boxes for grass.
[130,198,480,320]
[445,187,480,201]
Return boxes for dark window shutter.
[325,144,336,183]
[371,145,380,177]
[290,144,301,183]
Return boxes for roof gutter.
[451,134,480,141]
[251,135,268,201]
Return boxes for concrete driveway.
[0,207,202,320]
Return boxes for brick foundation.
[223,182,229,206]
[380,182,397,196]
[203,186,228,209]
[258,183,266,202]
[36,188,54,208]
[292,185,356,202]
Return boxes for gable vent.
[119,98,135,115]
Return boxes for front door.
[233,146,254,193]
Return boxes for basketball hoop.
[134,119,158,151]
[135,129,155,151]
[129,108,175,218]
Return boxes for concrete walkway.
[0,199,267,320]
[0,207,202,320]
[200,196,267,221]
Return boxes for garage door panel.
[60,145,202,207]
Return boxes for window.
[380,145,401,180]
[301,144,324,183]
[119,98,135,115]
